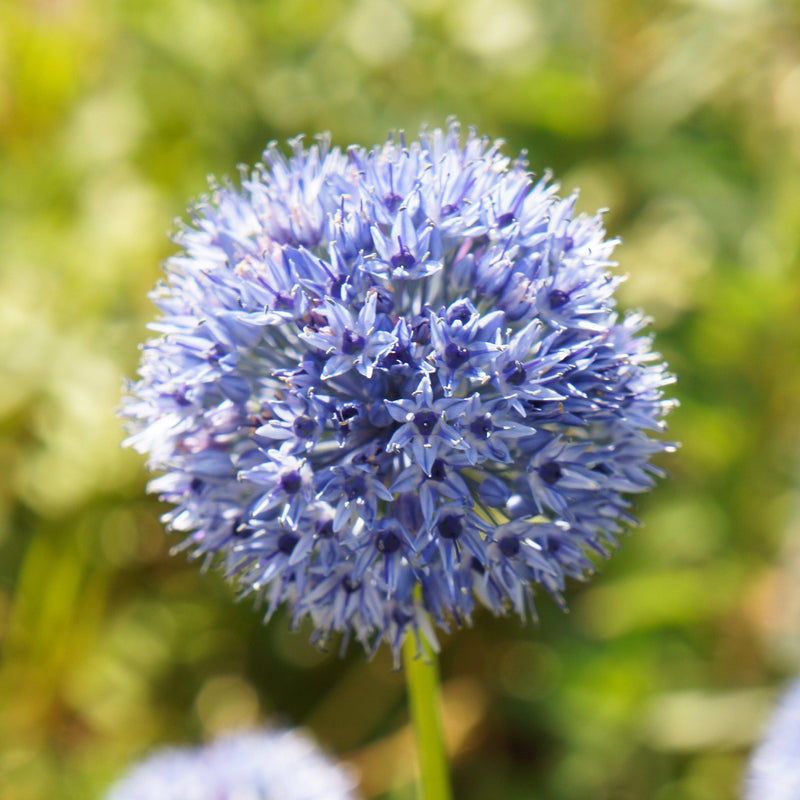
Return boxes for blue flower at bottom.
[122,122,675,661]
[104,729,359,800]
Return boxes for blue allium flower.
[122,122,675,660]
[744,677,800,800]
[104,728,359,800]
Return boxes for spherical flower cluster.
[122,122,675,659]
[744,677,800,800]
[104,728,359,800]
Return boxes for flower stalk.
[403,635,452,800]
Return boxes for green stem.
[403,634,453,800]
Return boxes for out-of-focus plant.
[743,676,800,800]
[105,727,360,800]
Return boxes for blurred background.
[2,0,800,798]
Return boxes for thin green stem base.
[402,635,453,800]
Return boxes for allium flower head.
[744,677,800,800]
[123,122,675,660]
[104,728,359,800]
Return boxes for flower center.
[504,360,526,386]
[382,344,412,369]
[498,537,520,557]
[444,343,469,368]
[278,532,299,554]
[447,301,472,325]
[342,329,365,355]
[280,470,303,494]
[344,474,367,500]
[469,414,494,439]
[274,292,293,310]
[548,289,569,309]
[437,514,462,540]
[413,411,438,436]
[292,416,315,437]
[392,607,413,625]
[539,461,562,484]
[391,245,415,271]
[497,212,515,227]
[376,529,401,554]
[384,193,402,212]
[336,404,360,432]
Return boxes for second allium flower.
[104,728,359,800]
[123,122,674,658]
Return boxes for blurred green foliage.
[2,0,800,798]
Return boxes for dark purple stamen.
[391,245,416,271]
[469,414,493,439]
[338,404,359,422]
[342,329,365,355]
[376,529,401,554]
[292,416,315,437]
[384,193,402,212]
[392,607,413,625]
[539,461,562,484]
[382,345,413,370]
[548,289,570,309]
[190,477,204,493]
[278,532,299,555]
[498,537,520,557]
[274,292,293,310]
[441,203,458,216]
[497,212,515,227]
[298,310,327,331]
[470,556,485,574]
[504,360,526,386]
[344,474,367,501]
[413,411,438,436]
[437,514,462,540]
[447,300,472,325]
[280,470,303,494]
[444,343,469,368]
